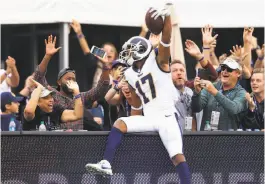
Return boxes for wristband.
[160,40,170,47]
[74,93,81,99]
[113,80,118,85]
[202,47,210,50]
[131,105,143,110]
[258,57,264,61]
[103,65,111,70]
[113,84,119,92]
[198,56,204,62]
[76,33,84,39]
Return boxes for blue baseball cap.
[1,92,23,106]
[112,59,127,69]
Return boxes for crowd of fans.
[1,20,264,132]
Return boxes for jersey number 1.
[135,73,156,104]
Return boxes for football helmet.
[119,36,152,66]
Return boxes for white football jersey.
[124,51,177,117]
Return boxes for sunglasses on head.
[221,66,235,73]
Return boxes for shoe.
[85,160,113,176]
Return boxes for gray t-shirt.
[174,87,193,131]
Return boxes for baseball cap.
[220,58,242,71]
[112,59,127,69]
[40,88,54,98]
[57,68,75,80]
[1,92,23,107]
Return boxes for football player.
[85,4,191,183]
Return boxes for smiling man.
[191,57,247,130]
[23,80,83,130]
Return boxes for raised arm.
[139,24,149,38]
[39,35,61,74]
[242,27,254,71]
[201,25,219,66]
[230,45,251,79]
[168,4,185,63]
[5,56,20,87]
[23,79,44,121]
[254,44,264,69]
[149,5,172,71]
[71,19,90,55]
[61,81,83,122]
[81,55,110,106]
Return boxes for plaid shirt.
[33,66,110,130]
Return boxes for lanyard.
[253,96,264,124]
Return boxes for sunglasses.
[221,66,235,73]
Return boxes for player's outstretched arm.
[157,6,172,72]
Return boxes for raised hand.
[45,35,62,56]
[229,45,248,65]
[70,19,82,34]
[121,82,132,99]
[245,93,255,111]
[243,27,254,44]
[219,53,227,64]
[201,25,218,47]
[149,7,171,20]
[30,78,44,90]
[149,33,160,48]
[6,56,16,69]
[141,23,149,33]
[185,40,203,60]
[66,80,80,95]
[256,44,264,59]
[194,77,202,94]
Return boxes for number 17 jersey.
[124,51,178,117]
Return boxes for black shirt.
[23,105,64,131]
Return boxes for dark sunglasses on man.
[221,66,235,73]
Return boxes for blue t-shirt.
[0,114,21,131]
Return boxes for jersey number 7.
[135,73,156,104]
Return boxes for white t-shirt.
[0,69,11,94]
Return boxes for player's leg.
[85,115,154,175]
[158,114,191,184]
[85,119,127,175]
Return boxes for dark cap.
[57,68,75,80]
[1,92,23,106]
[112,59,127,69]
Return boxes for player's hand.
[66,80,80,95]
[149,7,170,20]
[194,77,202,94]
[45,35,62,56]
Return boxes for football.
[145,8,164,35]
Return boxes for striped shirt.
[33,66,110,130]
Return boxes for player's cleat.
[85,160,113,176]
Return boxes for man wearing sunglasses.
[191,57,247,130]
